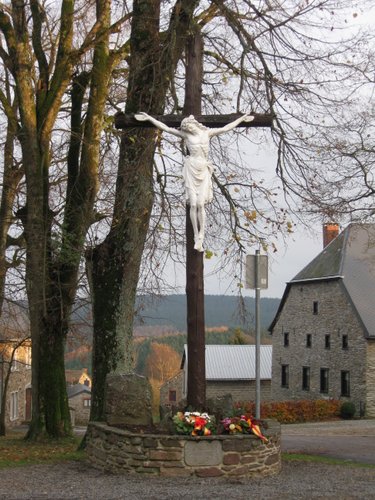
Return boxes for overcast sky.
[204,224,325,299]
[166,222,325,299]
[164,140,330,299]
[161,5,375,299]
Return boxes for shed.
[181,344,272,402]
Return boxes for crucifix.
[115,32,273,409]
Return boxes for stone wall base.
[86,420,281,478]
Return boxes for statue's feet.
[194,237,204,252]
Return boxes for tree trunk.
[0,96,23,316]
[88,0,199,421]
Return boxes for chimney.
[323,223,340,248]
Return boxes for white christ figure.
[135,112,254,252]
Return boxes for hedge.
[235,399,341,424]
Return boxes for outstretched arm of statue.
[135,112,184,138]
[208,114,254,137]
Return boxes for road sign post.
[246,252,268,419]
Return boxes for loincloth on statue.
[182,156,213,204]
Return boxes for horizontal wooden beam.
[114,112,274,129]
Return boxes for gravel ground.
[0,460,375,499]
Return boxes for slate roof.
[269,223,375,338]
[182,344,272,380]
[67,383,91,399]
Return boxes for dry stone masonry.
[86,420,281,478]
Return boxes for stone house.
[160,371,184,408]
[160,344,273,407]
[65,368,92,388]
[269,223,375,417]
[0,302,32,428]
[67,383,91,425]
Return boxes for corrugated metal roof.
[183,344,272,380]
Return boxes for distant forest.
[134,294,280,332]
[66,295,281,373]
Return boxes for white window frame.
[10,391,19,421]
[83,398,91,408]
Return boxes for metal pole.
[255,249,261,419]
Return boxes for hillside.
[134,294,280,333]
[66,295,280,370]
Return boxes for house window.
[169,390,177,402]
[10,351,19,372]
[283,332,289,347]
[281,365,289,388]
[302,367,310,391]
[10,391,19,421]
[320,368,329,393]
[83,398,91,408]
[306,334,312,348]
[325,334,331,349]
[341,371,350,397]
[342,335,349,349]
[313,301,319,315]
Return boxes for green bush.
[340,401,356,419]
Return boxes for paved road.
[281,419,375,464]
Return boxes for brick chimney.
[323,223,340,248]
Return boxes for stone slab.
[184,440,223,466]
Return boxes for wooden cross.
[115,33,273,409]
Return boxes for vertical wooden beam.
[183,31,206,409]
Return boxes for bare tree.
[0,0,129,438]
[87,0,200,421]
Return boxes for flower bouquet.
[220,415,268,442]
[172,411,216,436]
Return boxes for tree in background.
[0,70,24,317]
[229,328,250,345]
[145,342,181,415]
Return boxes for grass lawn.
[0,431,85,468]
[282,452,375,469]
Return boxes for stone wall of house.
[366,340,375,417]
[160,371,184,407]
[68,393,91,425]
[271,280,368,415]
[206,380,271,402]
[3,365,31,428]
[86,421,281,478]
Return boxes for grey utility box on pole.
[245,252,268,419]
